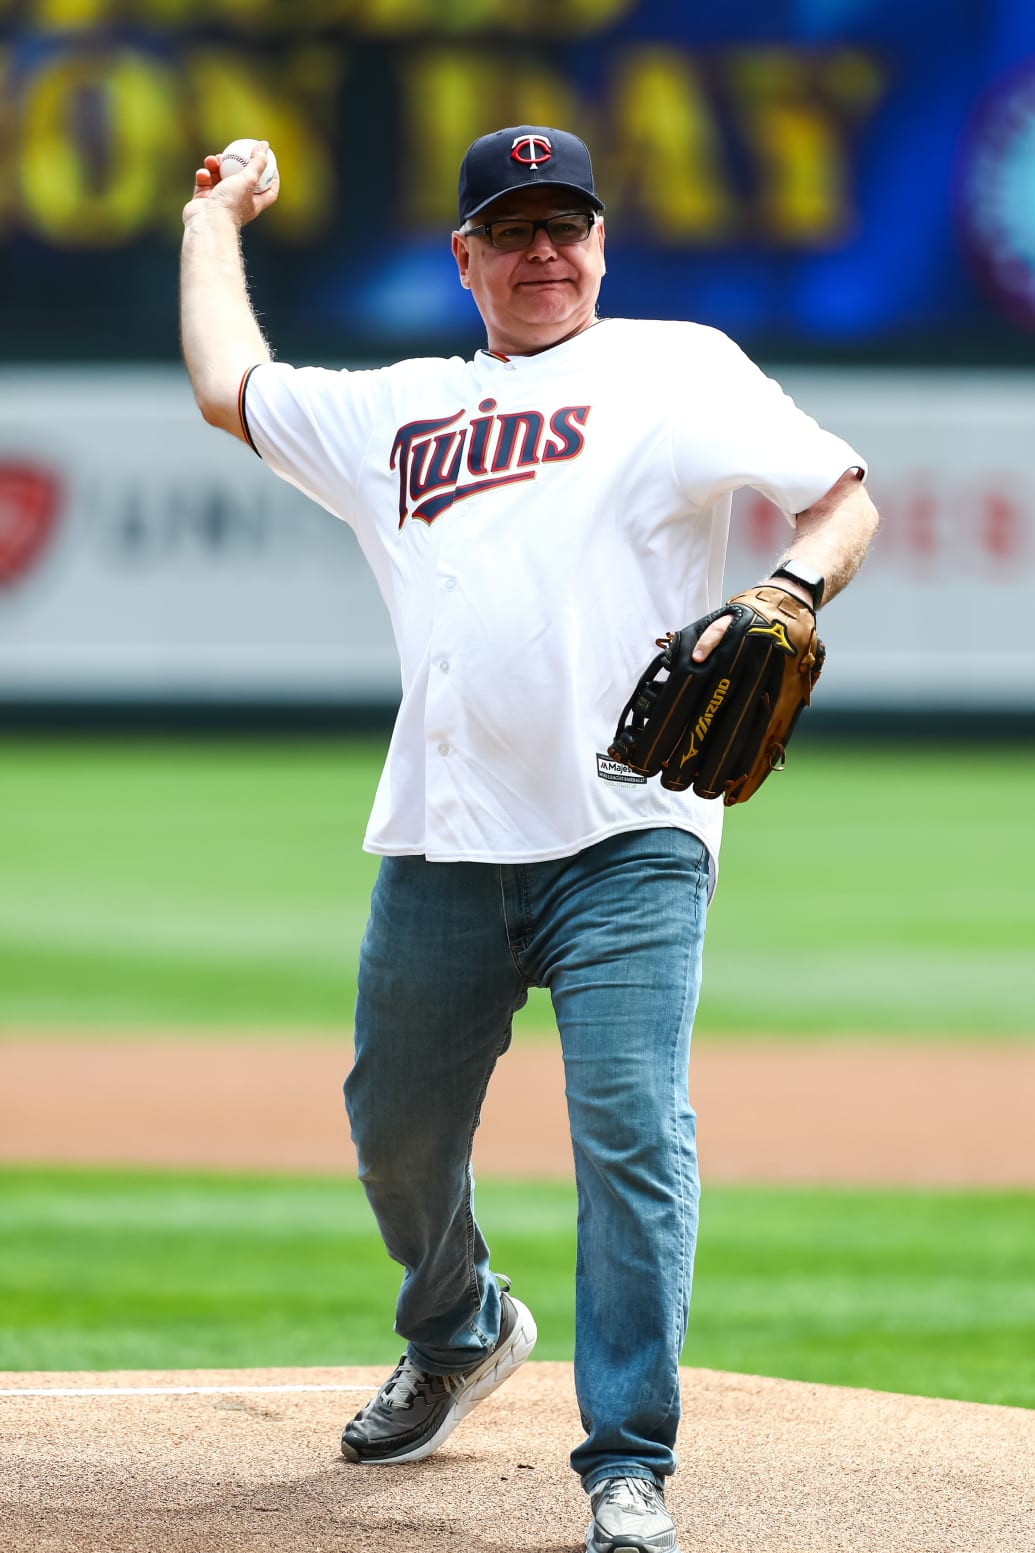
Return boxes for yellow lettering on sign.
[351,0,431,29]
[20,49,178,246]
[402,48,575,228]
[33,0,117,26]
[351,0,636,34]
[187,49,342,241]
[23,0,637,36]
[608,48,737,242]
[508,0,638,35]
[0,48,10,239]
[3,32,884,254]
[11,41,338,246]
[727,48,884,244]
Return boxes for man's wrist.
[769,560,825,609]
[767,577,814,607]
[183,203,243,239]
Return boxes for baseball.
[218,138,278,193]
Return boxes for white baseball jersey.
[241,318,865,879]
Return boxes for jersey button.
[443,576,457,591]
[439,660,450,673]
[438,742,449,756]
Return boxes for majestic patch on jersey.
[511,134,551,169]
[596,752,647,786]
[390,400,590,528]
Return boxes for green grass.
[0,738,1032,1036]
[1,1169,1032,1409]
[700,741,1035,1035]
[0,739,382,1029]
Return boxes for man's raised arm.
[179,141,278,441]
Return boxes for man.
[181,125,878,1553]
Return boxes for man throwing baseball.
[181,127,877,1553]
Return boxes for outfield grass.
[0,738,1032,1036]
[1,1169,1032,1409]
[0,740,381,1029]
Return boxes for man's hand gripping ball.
[608,585,825,805]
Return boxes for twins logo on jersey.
[390,398,590,527]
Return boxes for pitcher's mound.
[2,1362,1031,1552]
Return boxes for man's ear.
[452,231,472,291]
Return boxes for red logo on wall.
[0,464,61,586]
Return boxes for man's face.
[452,185,606,356]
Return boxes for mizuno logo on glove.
[679,678,731,765]
[746,619,794,654]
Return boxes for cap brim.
[460,180,606,225]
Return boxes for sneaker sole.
[346,1295,538,1466]
[585,1518,682,1552]
[587,1539,682,1553]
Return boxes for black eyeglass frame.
[460,211,598,251]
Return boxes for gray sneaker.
[340,1288,537,1465]
[586,1475,681,1553]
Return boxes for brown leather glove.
[608,584,825,805]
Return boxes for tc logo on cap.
[511,135,552,170]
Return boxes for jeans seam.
[499,864,532,977]
[460,1007,525,1340]
[659,847,705,1436]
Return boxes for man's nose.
[526,226,559,259]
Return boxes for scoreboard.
[2,0,1035,364]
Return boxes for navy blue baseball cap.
[458,125,605,226]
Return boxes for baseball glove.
[608,584,825,805]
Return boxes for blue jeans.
[344,826,709,1492]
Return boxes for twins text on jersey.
[391,398,590,527]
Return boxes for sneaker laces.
[597,1477,662,1512]
[375,1356,465,1412]
[381,1357,427,1409]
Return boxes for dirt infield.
[2,1036,1034,1183]
[2,1362,1033,1553]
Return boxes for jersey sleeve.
[239,361,388,527]
[670,332,866,517]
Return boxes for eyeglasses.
[462,211,596,252]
